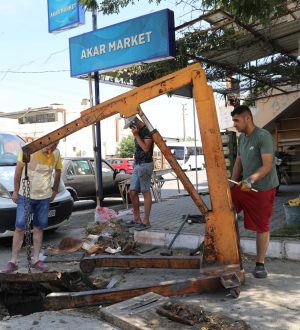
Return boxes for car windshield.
[0,133,25,165]
[90,159,114,173]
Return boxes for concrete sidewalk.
[128,170,300,261]
[1,171,299,330]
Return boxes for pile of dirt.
[157,301,251,329]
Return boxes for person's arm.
[12,161,24,203]
[132,127,153,153]
[231,156,242,183]
[50,169,61,202]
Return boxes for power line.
[0,69,69,74]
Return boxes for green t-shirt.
[238,127,279,191]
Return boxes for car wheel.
[68,190,77,202]
[119,170,126,174]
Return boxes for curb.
[134,231,300,261]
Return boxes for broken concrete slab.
[99,292,251,329]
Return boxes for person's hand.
[12,191,18,204]
[238,178,253,192]
[50,190,58,202]
[131,126,139,136]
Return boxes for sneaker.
[126,220,140,227]
[32,260,48,272]
[254,265,268,278]
[134,223,151,231]
[2,261,18,273]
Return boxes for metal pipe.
[92,10,104,205]
[88,74,100,206]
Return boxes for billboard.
[69,9,175,77]
[48,0,85,33]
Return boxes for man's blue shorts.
[16,194,50,229]
[130,162,154,193]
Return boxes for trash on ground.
[46,237,84,255]
[94,206,144,223]
[105,246,122,254]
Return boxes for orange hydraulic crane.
[22,63,244,310]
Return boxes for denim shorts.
[16,194,50,229]
[130,162,154,193]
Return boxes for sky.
[0,0,205,139]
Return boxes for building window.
[19,112,57,124]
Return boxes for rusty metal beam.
[19,62,243,278]
[192,71,241,268]
[22,63,202,157]
[137,107,209,215]
[44,270,245,310]
[0,271,62,283]
[80,256,201,273]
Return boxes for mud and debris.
[157,301,251,329]
[0,219,263,328]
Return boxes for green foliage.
[116,135,135,157]
[201,0,290,25]
[79,0,162,14]
[78,0,299,97]
[79,0,292,23]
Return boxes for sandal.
[32,260,48,272]
[2,261,18,273]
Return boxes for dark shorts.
[230,186,276,233]
[16,194,50,229]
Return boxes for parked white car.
[0,132,73,238]
[182,155,205,171]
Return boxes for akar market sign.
[69,9,175,77]
[48,0,85,33]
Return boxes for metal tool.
[160,214,190,256]
[228,179,258,192]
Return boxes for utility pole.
[182,104,187,141]
[92,9,104,206]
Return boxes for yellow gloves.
[288,198,300,207]
[238,177,254,192]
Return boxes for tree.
[201,0,289,24]
[116,135,135,157]
[78,0,299,99]
[79,0,162,14]
[79,0,290,21]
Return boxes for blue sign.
[69,9,175,77]
[48,0,85,33]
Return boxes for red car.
[106,158,134,174]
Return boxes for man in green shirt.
[230,105,279,279]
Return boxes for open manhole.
[0,270,99,317]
